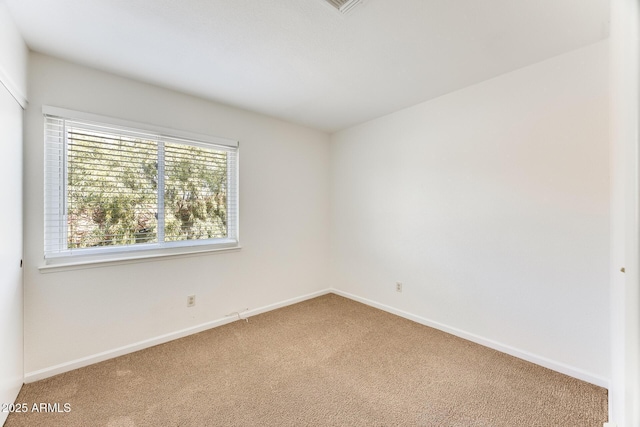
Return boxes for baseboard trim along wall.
[330,289,609,389]
[25,287,608,388]
[24,289,331,383]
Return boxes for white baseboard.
[25,288,608,389]
[331,289,609,389]
[0,380,23,425]
[24,289,331,383]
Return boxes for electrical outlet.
[187,295,196,307]
[396,282,402,293]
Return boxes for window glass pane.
[45,110,238,260]
[67,127,158,248]
[164,142,228,241]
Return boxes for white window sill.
[38,245,242,273]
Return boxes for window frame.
[42,106,240,267]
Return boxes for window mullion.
[157,139,165,244]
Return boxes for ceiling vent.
[323,0,363,14]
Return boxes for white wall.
[330,41,610,386]
[0,2,26,426]
[610,0,640,424]
[0,2,27,108]
[23,52,330,378]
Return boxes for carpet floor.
[5,294,607,426]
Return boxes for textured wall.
[330,41,610,386]
[23,53,331,376]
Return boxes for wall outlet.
[187,295,196,307]
[396,282,402,293]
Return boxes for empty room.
[1,0,639,426]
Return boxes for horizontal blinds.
[44,116,65,256]
[226,148,239,241]
[66,124,159,250]
[42,105,238,149]
[44,113,239,258]
[163,141,234,242]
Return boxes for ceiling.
[5,0,609,132]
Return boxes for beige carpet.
[6,294,607,426]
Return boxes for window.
[44,107,239,262]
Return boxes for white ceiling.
[5,0,609,132]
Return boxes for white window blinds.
[44,108,239,260]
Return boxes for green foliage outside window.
[66,128,228,249]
